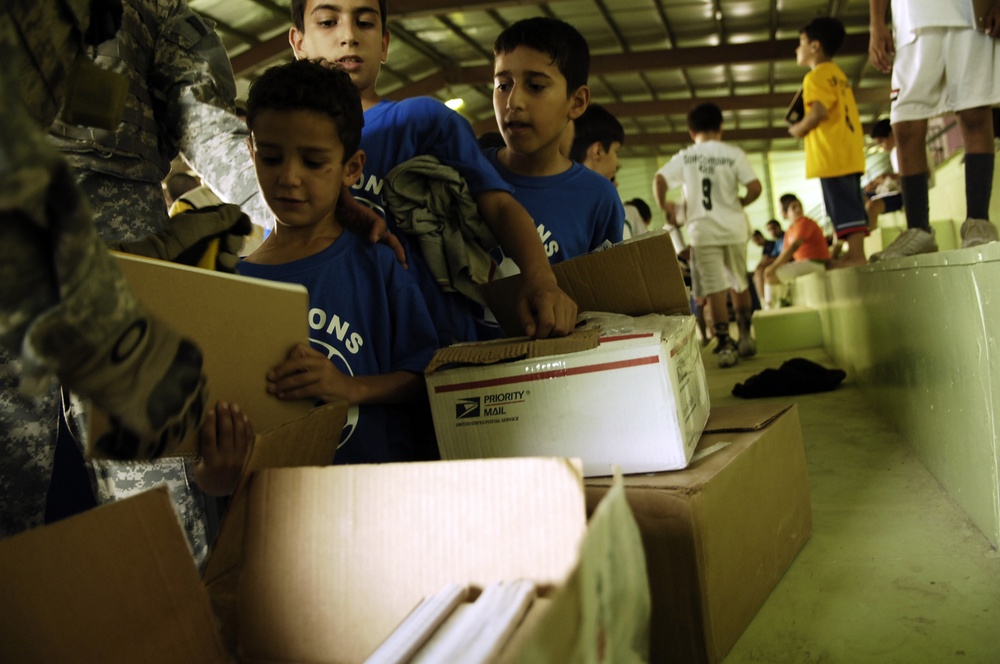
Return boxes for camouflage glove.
[65,310,208,460]
[114,204,253,272]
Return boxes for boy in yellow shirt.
[789,17,867,268]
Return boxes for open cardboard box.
[425,232,708,476]
[0,454,651,664]
[584,403,813,664]
[481,230,691,338]
[88,253,314,457]
[425,314,710,476]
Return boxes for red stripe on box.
[433,356,661,394]
[600,333,656,343]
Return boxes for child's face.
[795,33,817,67]
[591,141,622,181]
[783,200,804,221]
[249,108,363,232]
[289,0,388,100]
[493,45,588,158]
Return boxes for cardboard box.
[0,403,346,664]
[89,253,313,457]
[425,314,710,477]
[584,403,812,664]
[481,230,690,337]
[0,454,651,664]
[203,402,349,649]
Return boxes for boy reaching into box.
[237,60,439,465]
[484,17,624,264]
[653,102,761,368]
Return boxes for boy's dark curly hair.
[246,59,364,161]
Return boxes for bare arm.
[764,239,804,276]
[267,343,426,405]
[984,0,1000,37]
[869,0,895,72]
[652,173,678,226]
[789,101,828,139]
[193,402,254,497]
[476,190,577,338]
[740,180,763,207]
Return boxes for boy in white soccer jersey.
[653,102,762,368]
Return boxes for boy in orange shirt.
[764,194,830,308]
[788,17,867,268]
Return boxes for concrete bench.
[752,305,823,353]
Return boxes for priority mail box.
[0,456,651,664]
[425,313,710,476]
[585,403,812,664]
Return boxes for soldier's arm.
[152,3,274,233]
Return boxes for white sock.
[764,283,786,309]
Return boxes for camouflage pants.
[0,355,59,536]
[74,174,212,568]
[0,134,211,566]
[0,96,140,537]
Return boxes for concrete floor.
[700,344,1000,664]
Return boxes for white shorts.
[690,244,748,299]
[891,27,1000,122]
[775,260,826,284]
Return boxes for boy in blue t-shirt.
[288,0,576,343]
[237,60,439,465]
[485,17,624,264]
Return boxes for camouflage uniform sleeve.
[152,1,274,230]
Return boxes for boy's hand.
[268,342,355,403]
[868,21,894,73]
[113,204,253,272]
[192,402,253,497]
[516,273,577,339]
[663,201,678,227]
[788,121,809,139]
[336,186,408,269]
[985,1,1000,37]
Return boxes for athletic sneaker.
[960,218,999,249]
[738,336,757,358]
[869,227,937,263]
[716,338,739,368]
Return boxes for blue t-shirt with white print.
[484,147,624,264]
[238,232,438,464]
[353,97,514,345]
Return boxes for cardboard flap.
[0,487,228,664]
[505,470,650,663]
[89,252,313,457]
[481,232,689,336]
[238,458,587,664]
[426,327,600,374]
[203,401,349,585]
[703,403,794,433]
